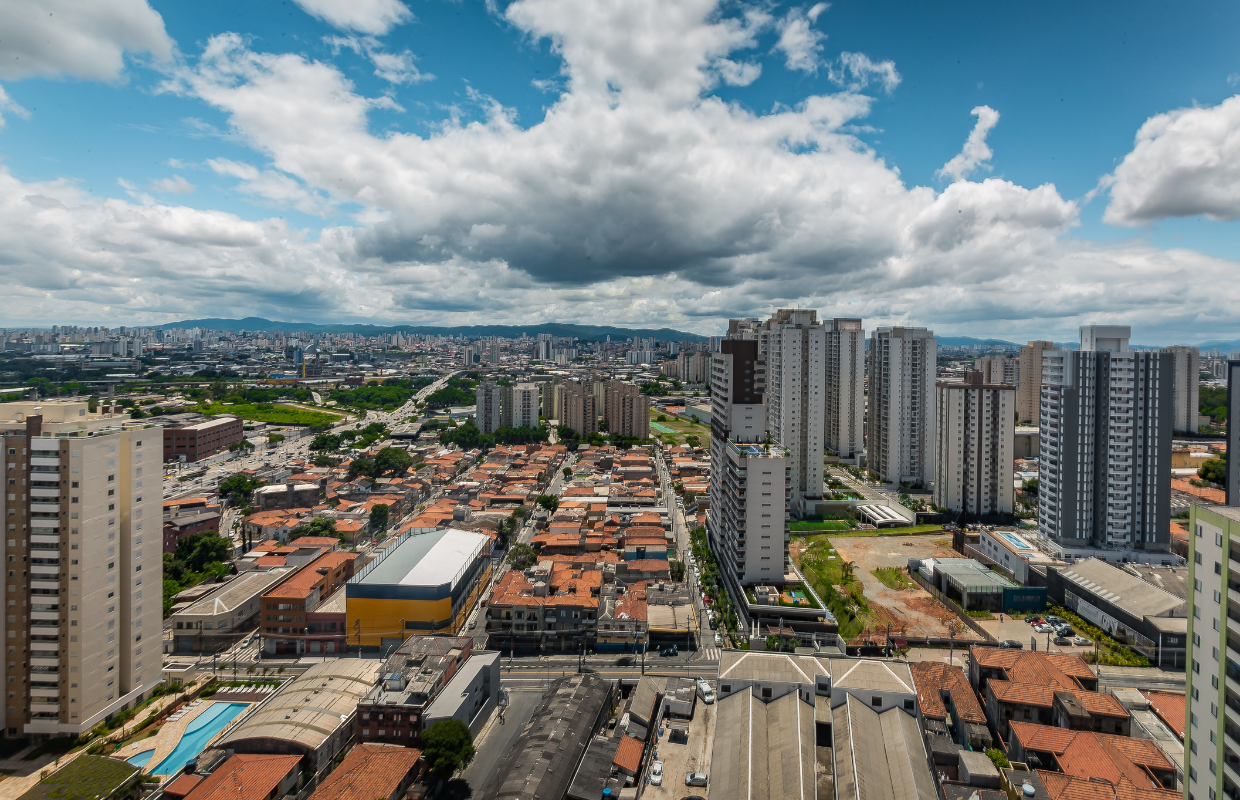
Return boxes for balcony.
[30,641,59,652]
[30,565,59,577]
[29,488,60,499]
[29,702,60,715]
[30,611,59,622]
[29,686,59,699]
[30,581,60,591]
[30,458,60,468]
[30,657,59,668]
[30,503,60,514]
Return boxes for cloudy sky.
[0,0,1237,342]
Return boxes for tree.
[290,517,338,540]
[562,466,572,479]
[228,439,255,453]
[422,719,476,780]
[1021,477,1039,494]
[506,543,538,570]
[839,560,856,583]
[985,748,1010,769]
[312,454,335,467]
[268,433,285,445]
[535,494,559,513]
[1200,457,1227,485]
[669,560,686,581]
[219,473,264,506]
[373,447,413,476]
[348,457,376,480]
[309,433,342,452]
[174,532,231,572]
[369,504,389,531]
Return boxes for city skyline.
[0,0,1237,341]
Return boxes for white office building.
[510,383,540,430]
[868,327,937,486]
[1037,326,1171,553]
[933,372,1015,516]
[825,318,866,461]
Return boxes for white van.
[696,678,715,704]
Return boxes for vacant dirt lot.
[829,535,983,644]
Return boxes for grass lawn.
[872,567,916,590]
[30,755,140,800]
[790,520,854,532]
[648,411,710,445]
[829,524,945,537]
[791,536,868,641]
[198,402,342,428]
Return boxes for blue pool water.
[999,532,1033,550]
[150,702,249,776]
[127,750,154,767]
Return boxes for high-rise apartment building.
[510,383,540,430]
[824,318,865,460]
[474,383,503,434]
[1184,504,1239,800]
[1163,345,1201,434]
[676,351,710,384]
[707,340,790,585]
[868,327,937,486]
[933,372,1015,516]
[0,402,161,738]
[542,381,563,422]
[603,381,649,439]
[974,354,1019,388]
[561,383,598,436]
[1017,341,1055,424]
[1037,326,1171,553]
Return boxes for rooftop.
[1053,558,1187,619]
[1009,721,1175,789]
[18,756,140,800]
[717,652,915,694]
[971,647,1097,691]
[265,552,359,599]
[218,660,380,752]
[177,569,293,618]
[308,744,422,800]
[709,689,816,800]
[181,755,300,800]
[832,693,938,800]
[355,528,489,590]
[909,661,986,724]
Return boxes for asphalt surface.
[454,688,544,797]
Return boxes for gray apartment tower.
[1037,326,1171,553]
[868,327,937,486]
[825,318,866,460]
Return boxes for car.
[1072,636,1091,646]
[1055,625,1074,637]
[999,639,1023,649]
[685,773,709,787]
[715,633,724,646]
[1029,618,1044,626]
[1033,624,1052,633]
[660,645,680,657]
[650,761,664,786]
[1045,615,1062,624]
[1053,636,1072,646]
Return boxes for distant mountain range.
[160,317,708,342]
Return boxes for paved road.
[455,688,544,797]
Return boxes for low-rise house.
[1006,721,1178,792]
[307,744,423,800]
[260,551,360,655]
[179,755,301,800]
[355,636,474,746]
[984,680,1130,742]
[910,661,993,750]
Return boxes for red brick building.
[163,415,244,462]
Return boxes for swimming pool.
[999,532,1034,550]
[127,749,154,767]
[150,702,249,776]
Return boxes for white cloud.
[828,52,900,94]
[713,58,762,87]
[325,35,433,85]
[292,0,412,36]
[1102,94,1240,226]
[0,84,31,128]
[937,105,1000,182]
[2,0,1237,342]
[0,0,173,81]
[774,3,829,74]
[147,175,195,195]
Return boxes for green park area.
[198,402,343,429]
[649,410,710,447]
[790,519,855,532]
[791,535,869,641]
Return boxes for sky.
[0,0,1238,343]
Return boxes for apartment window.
[1195,579,1202,592]
[1195,552,1202,564]
[1215,562,1222,575]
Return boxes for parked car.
[685,773,709,787]
[1029,618,1045,626]
[1055,625,1075,637]
[650,762,664,786]
[1033,624,1053,633]
[999,640,1023,649]
[660,645,680,657]
[715,633,724,646]
[1053,636,1072,646]
[1045,615,1063,624]
[1072,636,1091,646]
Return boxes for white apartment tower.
[707,339,791,585]
[1017,341,1055,424]
[933,372,1015,516]
[474,382,504,434]
[1163,345,1201,434]
[1037,326,1172,552]
[975,354,1019,388]
[825,318,865,460]
[510,383,540,430]
[0,402,161,738]
[868,327,937,486]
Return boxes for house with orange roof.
[909,661,993,750]
[260,550,361,655]
[1006,721,1177,792]
[984,679,1131,742]
[1036,770,1181,800]
[180,755,302,800]
[485,563,602,654]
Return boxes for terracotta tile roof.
[971,647,1095,690]
[265,552,359,599]
[1037,770,1180,800]
[909,661,987,724]
[622,559,669,572]
[182,755,301,800]
[309,743,422,800]
[622,526,666,539]
[1140,691,1185,741]
[290,537,340,547]
[253,555,287,566]
[163,773,203,799]
[988,680,1129,717]
[611,734,643,773]
[1009,722,1174,789]
[1171,478,1225,503]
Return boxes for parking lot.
[642,692,716,799]
[979,615,1097,657]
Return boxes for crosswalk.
[696,647,721,661]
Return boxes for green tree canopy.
[219,473,264,506]
[174,532,232,572]
[290,517,339,540]
[506,542,538,570]
[309,433,342,452]
[369,504,390,531]
[373,447,413,476]
[1200,457,1227,485]
[535,494,559,512]
[421,719,476,780]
